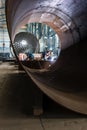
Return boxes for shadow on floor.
[0,63,87,119]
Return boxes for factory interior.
[0,0,87,129]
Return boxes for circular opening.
[13,23,61,69]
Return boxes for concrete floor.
[0,61,87,130]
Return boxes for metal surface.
[13,32,39,55]
[5,0,87,114]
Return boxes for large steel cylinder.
[5,0,87,114]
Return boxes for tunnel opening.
[13,23,61,69]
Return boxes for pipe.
[5,0,87,114]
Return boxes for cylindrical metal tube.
[5,0,87,114]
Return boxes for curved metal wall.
[5,0,87,114]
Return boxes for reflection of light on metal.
[42,0,62,7]
[51,56,57,61]
[51,57,54,61]
[60,22,72,32]
[40,13,55,21]
[49,0,60,6]
[21,40,27,46]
